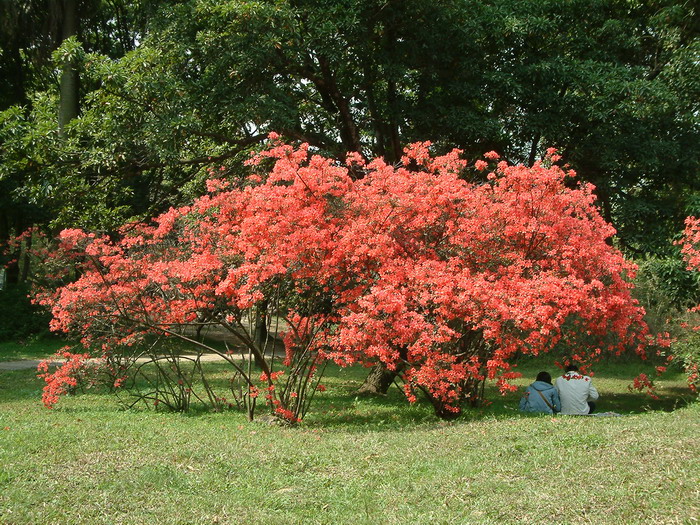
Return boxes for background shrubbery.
[0,284,50,342]
[632,256,700,390]
[633,256,700,323]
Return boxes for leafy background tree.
[1,0,698,357]
[0,0,149,279]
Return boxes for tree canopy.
[1,0,698,256]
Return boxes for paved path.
[0,353,259,371]
[0,360,61,371]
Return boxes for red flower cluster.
[37,350,91,408]
[687,364,699,393]
[34,137,652,417]
[677,218,700,393]
[629,372,659,400]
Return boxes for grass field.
[0,345,698,524]
[0,338,68,362]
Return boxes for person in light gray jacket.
[555,364,599,415]
[519,371,560,414]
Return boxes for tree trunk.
[254,300,268,347]
[58,0,79,133]
[356,361,401,395]
[1,209,22,285]
[19,230,32,282]
[428,395,463,420]
[528,135,540,167]
[386,79,402,164]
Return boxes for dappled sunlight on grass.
[0,355,698,524]
[0,337,68,362]
[2,354,693,424]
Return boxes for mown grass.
[0,350,698,524]
[0,337,68,362]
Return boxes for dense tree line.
[1,0,698,334]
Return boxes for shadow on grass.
[0,337,69,362]
[2,361,695,431]
[0,369,45,403]
[600,389,693,414]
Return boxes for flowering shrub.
[628,372,661,400]
[680,218,700,272]
[676,217,700,393]
[37,349,98,408]
[34,136,653,419]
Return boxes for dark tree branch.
[528,135,540,167]
[278,47,364,157]
[186,130,267,146]
[316,55,363,154]
[278,127,330,150]
[132,134,265,171]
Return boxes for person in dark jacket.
[519,371,560,414]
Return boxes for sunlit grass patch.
[0,337,68,361]
[0,353,697,524]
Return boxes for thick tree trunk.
[58,0,79,133]
[386,79,402,164]
[528,135,540,167]
[356,361,400,395]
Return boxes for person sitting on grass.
[555,364,599,415]
[519,371,560,414]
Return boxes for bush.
[633,256,700,317]
[34,141,652,419]
[0,283,51,341]
[672,329,700,395]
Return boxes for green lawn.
[0,352,698,524]
[0,338,68,362]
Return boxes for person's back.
[555,365,599,415]
[519,371,560,414]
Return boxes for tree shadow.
[601,388,693,414]
[0,369,45,403]
[2,363,694,430]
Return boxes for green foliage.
[672,329,700,393]
[493,0,700,256]
[2,0,699,247]
[634,256,700,317]
[632,254,700,392]
[0,284,50,341]
[0,0,172,237]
